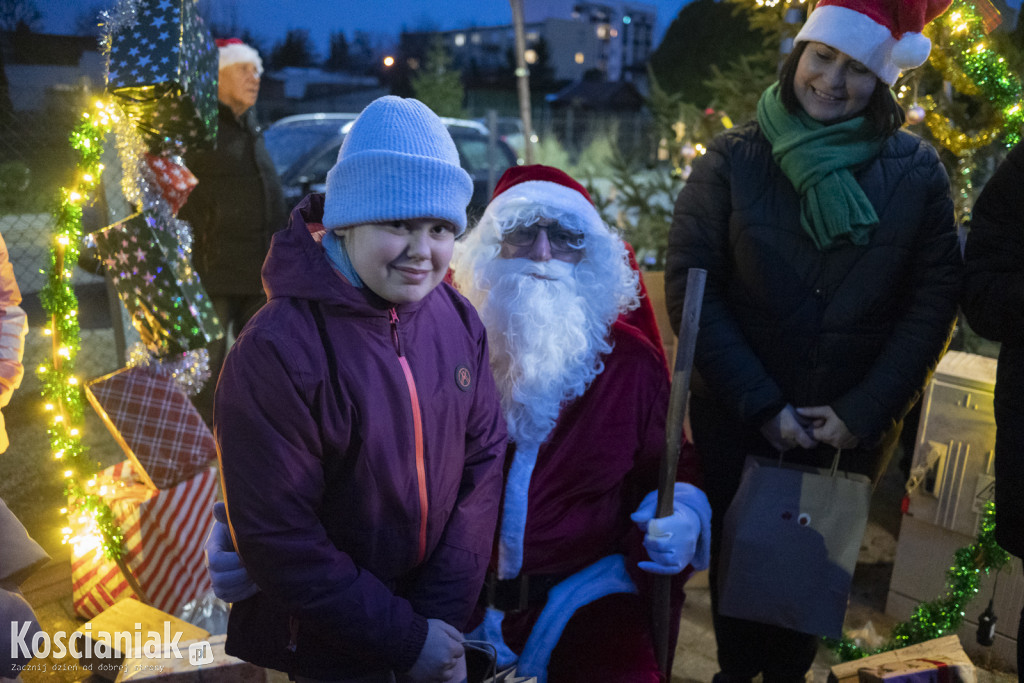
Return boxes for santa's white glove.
[630,483,712,575]
[205,502,260,603]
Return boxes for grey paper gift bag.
[717,450,872,638]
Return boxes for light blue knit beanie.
[322,96,473,236]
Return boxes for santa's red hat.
[485,164,605,236]
[795,0,952,85]
[215,38,263,76]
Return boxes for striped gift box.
[71,460,216,619]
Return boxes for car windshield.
[263,121,343,176]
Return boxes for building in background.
[399,0,657,88]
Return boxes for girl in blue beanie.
[211,96,507,683]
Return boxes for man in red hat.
[444,164,709,682]
[178,38,287,424]
[207,164,711,682]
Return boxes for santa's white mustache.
[489,257,576,282]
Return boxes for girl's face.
[794,42,878,123]
[344,218,456,304]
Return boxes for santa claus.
[451,165,711,683]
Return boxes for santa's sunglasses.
[502,222,585,254]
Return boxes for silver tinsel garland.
[127,344,212,397]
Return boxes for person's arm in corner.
[0,232,26,408]
[962,143,1024,345]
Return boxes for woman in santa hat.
[665,0,962,679]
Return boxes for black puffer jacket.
[961,142,1024,557]
[666,121,961,472]
[179,104,288,297]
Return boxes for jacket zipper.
[390,308,429,563]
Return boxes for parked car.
[263,113,518,224]
[474,116,539,162]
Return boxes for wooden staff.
[653,267,706,677]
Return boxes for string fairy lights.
[40,98,129,561]
[922,0,1024,153]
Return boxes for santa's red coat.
[483,319,702,681]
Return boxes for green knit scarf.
[756,82,885,251]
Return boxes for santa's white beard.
[467,258,611,448]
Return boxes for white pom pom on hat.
[891,31,933,69]
[794,0,953,85]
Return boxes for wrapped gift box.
[75,597,209,680]
[93,212,223,357]
[145,154,198,215]
[857,656,976,683]
[116,634,265,682]
[86,364,216,490]
[829,636,977,683]
[107,0,218,152]
[71,460,216,620]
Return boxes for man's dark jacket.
[179,103,287,297]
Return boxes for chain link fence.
[2,85,127,395]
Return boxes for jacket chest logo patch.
[455,364,472,392]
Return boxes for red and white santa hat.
[795,0,952,85]
[482,164,606,237]
[216,38,263,76]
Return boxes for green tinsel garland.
[925,0,1024,147]
[826,500,1010,661]
[39,102,128,561]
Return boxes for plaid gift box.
[86,364,216,490]
[94,211,224,357]
[107,0,218,153]
[71,460,216,620]
[145,153,198,214]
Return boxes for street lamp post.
[510,0,535,164]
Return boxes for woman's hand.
[795,405,859,449]
[760,405,818,452]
